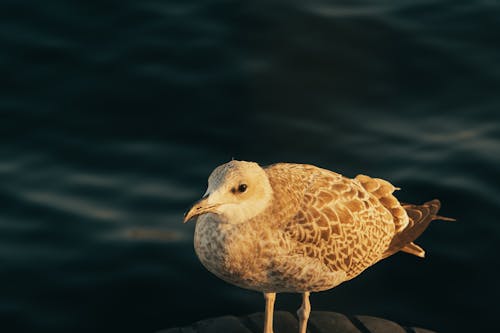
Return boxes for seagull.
[183,160,453,333]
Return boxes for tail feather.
[383,199,453,259]
[434,215,456,222]
[401,242,425,258]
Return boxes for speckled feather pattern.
[194,163,434,293]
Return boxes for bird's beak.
[183,196,219,223]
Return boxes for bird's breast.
[193,215,279,291]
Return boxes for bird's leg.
[297,292,311,333]
[263,292,276,333]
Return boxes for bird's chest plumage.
[194,215,280,291]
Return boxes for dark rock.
[309,311,364,333]
[355,315,407,333]
[157,311,438,333]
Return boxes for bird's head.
[183,160,273,224]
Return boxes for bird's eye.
[238,184,247,193]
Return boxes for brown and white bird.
[183,160,452,333]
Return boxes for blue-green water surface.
[1,1,499,332]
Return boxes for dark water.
[1,1,499,332]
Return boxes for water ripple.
[20,190,125,222]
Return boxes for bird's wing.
[355,174,409,233]
[266,164,396,277]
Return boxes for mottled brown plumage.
[184,160,452,333]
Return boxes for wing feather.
[266,164,396,279]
